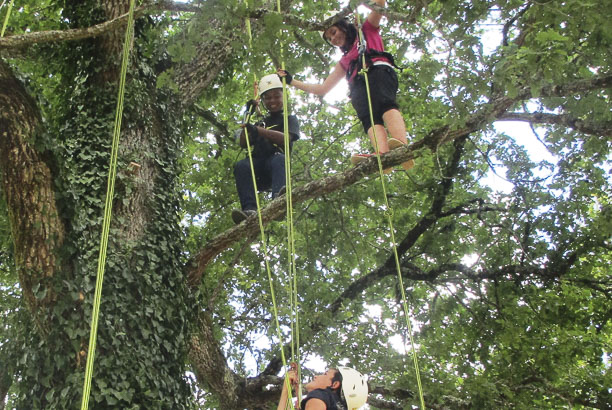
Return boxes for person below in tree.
[277,366,368,410]
[278,0,413,172]
[231,73,300,224]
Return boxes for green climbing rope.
[80,0,136,409]
[243,1,298,407]
[275,0,302,403]
[1,0,15,37]
[355,10,426,410]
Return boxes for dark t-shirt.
[300,388,345,410]
[252,111,300,158]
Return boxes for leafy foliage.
[0,0,610,409]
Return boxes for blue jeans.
[234,153,286,211]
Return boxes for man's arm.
[258,127,286,146]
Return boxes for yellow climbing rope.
[243,1,299,407]
[275,0,302,403]
[354,9,426,410]
[1,0,15,37]
[80,0,136,409]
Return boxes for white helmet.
[338,367,368,409]
[258,74,283,97]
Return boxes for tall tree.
[1,0,610,409]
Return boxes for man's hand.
[241,123,259,144]
[245,99,258,116]
[277,69,293,85]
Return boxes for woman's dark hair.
[330,368,343,391]
[330,369,348,407]
[325,18,357,54]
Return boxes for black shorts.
[349,65,399,133]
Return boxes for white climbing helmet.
[337,367,368,409]
[258,73,283,97]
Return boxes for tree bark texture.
[0,59,64,326]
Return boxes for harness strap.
[345,23,402,81]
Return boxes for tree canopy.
[0,0,610,409]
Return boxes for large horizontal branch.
[436,74,612,147]
[186,141,422,287]
[186,73,612,286]
[497,112,612,137]
[0,0,200,50]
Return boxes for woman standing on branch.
[278,0,413,171]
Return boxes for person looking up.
[277,366,368,410]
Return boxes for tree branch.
[170,19,241,106]
[192,104,231,158]
[246,1,421,34]
[502,2,532,46]
[0,0,199,50]
[186,73,612,286]
[497,112,612,137]
[325,137,469,316]
[185,140,422,287]
[188,311,243,410]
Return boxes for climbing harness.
[345,46,400,82]
[80,0,136,409]
[1,0,15,37]
[353,9,426,409]
[345,18,400,82]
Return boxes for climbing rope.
[80,0,136,409]
[354,9,426,410]
[275,0,302,403]
[243,1,299,407]
[1,0,15,37]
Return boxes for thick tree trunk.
[2,3,193,406]
[0,59,64,328]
